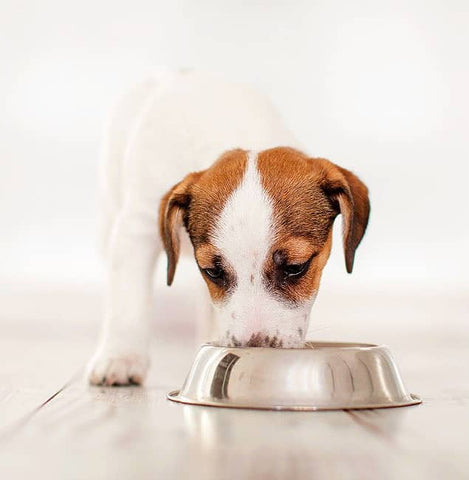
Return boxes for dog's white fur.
[88,69,300,385]
[213,151,314,347]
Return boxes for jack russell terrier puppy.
[88,69,370,386]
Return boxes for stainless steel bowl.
[168,342,421,411]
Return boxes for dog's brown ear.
[319,160,370,273]
[159,171,203,286]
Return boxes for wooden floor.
[0,286,467,479]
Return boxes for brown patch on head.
[159,149,247,294]
[258,147,337,244]
[265,230,334,304]
[194,244,219,269]
[188,149,248,248]
[258,147,370,304]
[276,237,319,264]
[194,243,237,302]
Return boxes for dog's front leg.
[87,207,160,386]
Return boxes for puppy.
[87,70,370,386]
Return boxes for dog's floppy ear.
[319,160,370,273]
[158,171,203,286]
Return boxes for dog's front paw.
[87,346,150,386]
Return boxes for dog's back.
[99,69,299,256]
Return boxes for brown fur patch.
[159,149,248,297]
[264,230,333,304]
[194,244,219,269]
[257,147,369,304]
[274,237,319,264]
[257,147,337,244]
[194,243,237,303]
[188,149,247,247]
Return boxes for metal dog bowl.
[168,342,421,411]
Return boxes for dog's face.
[159,147,370,347]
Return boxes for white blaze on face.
[212,151,314,347]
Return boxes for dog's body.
[88,69,369,386]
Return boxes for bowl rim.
[205,340,383,351]
[167,390,422,411]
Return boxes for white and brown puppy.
[88,70,370,386]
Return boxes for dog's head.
[159,147,370,347]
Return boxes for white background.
[1,0,468,297]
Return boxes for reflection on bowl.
[168,342,421,411]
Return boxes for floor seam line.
[0,367,84,444]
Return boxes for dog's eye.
[203,266,224,279]
[283,262,309,278]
